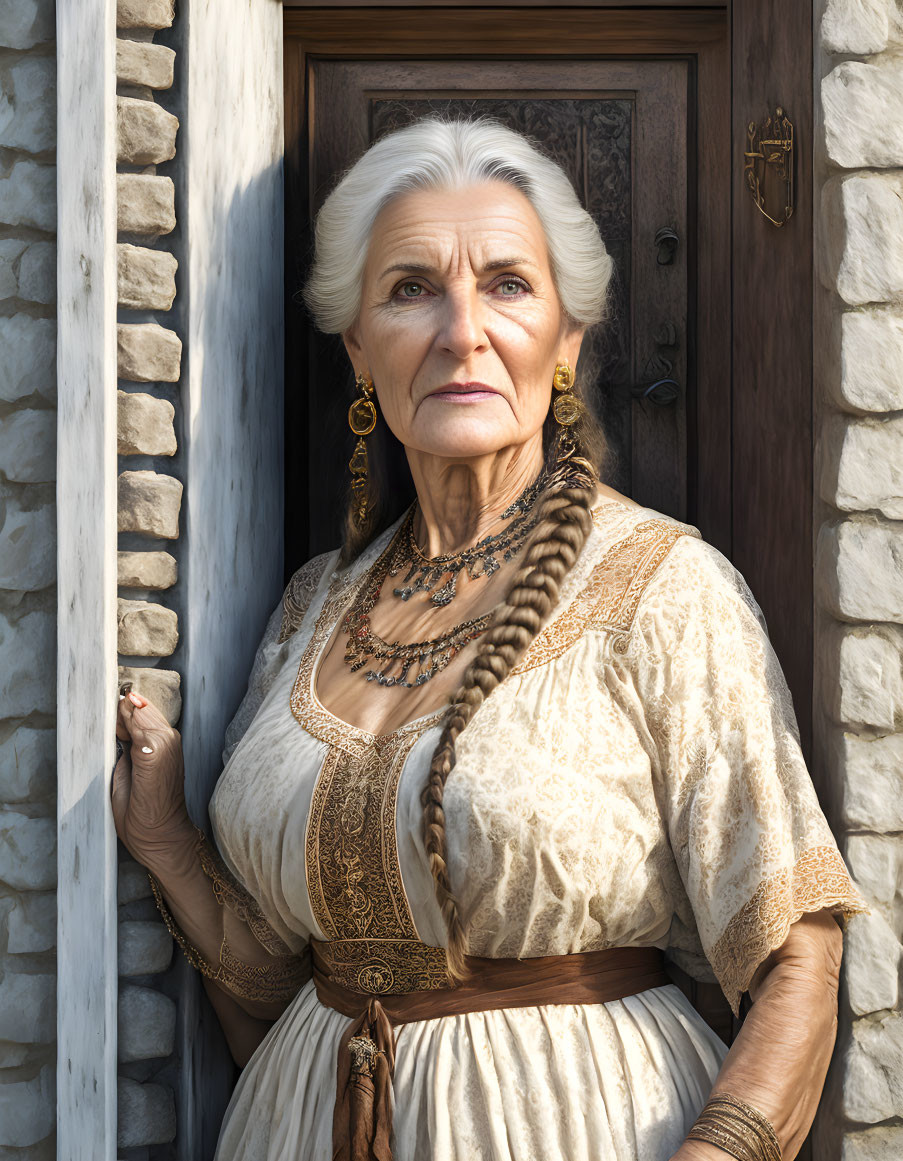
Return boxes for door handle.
[632,327,681,407]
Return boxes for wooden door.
[301,60,691,551]
[283,7,731,581]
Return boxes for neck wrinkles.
[406,435,545,557]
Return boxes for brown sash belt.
[312,943,670,1161]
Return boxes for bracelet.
[686,1093,782,1161]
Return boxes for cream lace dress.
[209,494,865,1161]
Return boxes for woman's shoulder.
[562,490,761,648]
[277,547,342,643]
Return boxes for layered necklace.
[341,473,546,688]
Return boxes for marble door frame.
[56,0,120,1158]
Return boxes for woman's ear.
[342,323,364,368]
[560,325,587,377]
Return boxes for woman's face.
[343,180,585,463]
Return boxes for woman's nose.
[438,285,489,358]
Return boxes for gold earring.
[552,362,581,427]
[348,373,377,529]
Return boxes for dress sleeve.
[221,549,337,765]
[631,533,867,1014]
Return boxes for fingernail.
[128,692,144,707]
[118,694,125,701]
[141,745,153,754]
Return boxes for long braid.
[421,467,597,981]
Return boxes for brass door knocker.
[744,106,794,227]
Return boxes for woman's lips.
[426,383,501,403]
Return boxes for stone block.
[117,323,182,383]
[17,240,55,304]
[843,910,901,1016]
[821,414,903,519]
[844,833,903,934]
[117,97,178,166]
[0,238,54,305]
[830,730,903,831]
[118,390,176,456]
[0,727,55,803]
[0,971,55,1042]
[7,891,56,954]
[118,920,173,976]
[117,173,175,237]
[118,858,153,904]
[116,39,175,90]
[825,623,903,731]
[842,1126,903,1161]
[118,984,176,1061]
[117,1077,177,1147]
[844,1011,903,1121]
[0,811,56,891]
[821,173,903,306]
[118,550,178,590]
[838,306,903,413]
[117,666,181,726]
[0,1064,55,1146]
[821,0,890,55]
[823,59,903,169]
[118,470,182,539]
[0,495,56,590]
[117,244,178,312]
[0,55,56,153]
[118,598,178,657]
[117,0,175,31]
[0,610,56,718]
[0,409,56,483]
[0,316,55,402]
[0,238,24,297]
[0,159,56,232]
[0,0,55,49]
[816,518,903,623]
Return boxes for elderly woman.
[112,117,865,1161]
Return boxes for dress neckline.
[290,490,643,750]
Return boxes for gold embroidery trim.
[277,550,335,644]
[148,869,310,1004]
[290,578,450,994]
[709,845,868,1015]
[513,518,700,674]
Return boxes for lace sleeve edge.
[709,844,870,1016]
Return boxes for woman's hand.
[111,689,195,872]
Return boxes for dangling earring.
[348,372,377,529]
[552,362,595,483]
[552,361,582,461]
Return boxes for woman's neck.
[407,437,545,557]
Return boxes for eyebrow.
[377,256,539,281]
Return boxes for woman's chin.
[408,416,534,463]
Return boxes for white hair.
[302,116,614,335]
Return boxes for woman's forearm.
[674,909,843,1161]
[145,823,304,1023]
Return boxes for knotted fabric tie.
[313,942,670,1161]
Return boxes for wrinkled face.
[343,180,585,463]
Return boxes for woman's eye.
[397,282,425,299]
[496,278,528,296]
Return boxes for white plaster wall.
[180,0,285,1154]
[812,1,903,1158]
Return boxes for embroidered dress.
[209,495,865,1161]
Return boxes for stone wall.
[0,0,58,1155]
[114,0,182,1154]
[813,2,903,1158]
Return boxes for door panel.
[302,59,690,552]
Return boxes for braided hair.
[421,462,598,980]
